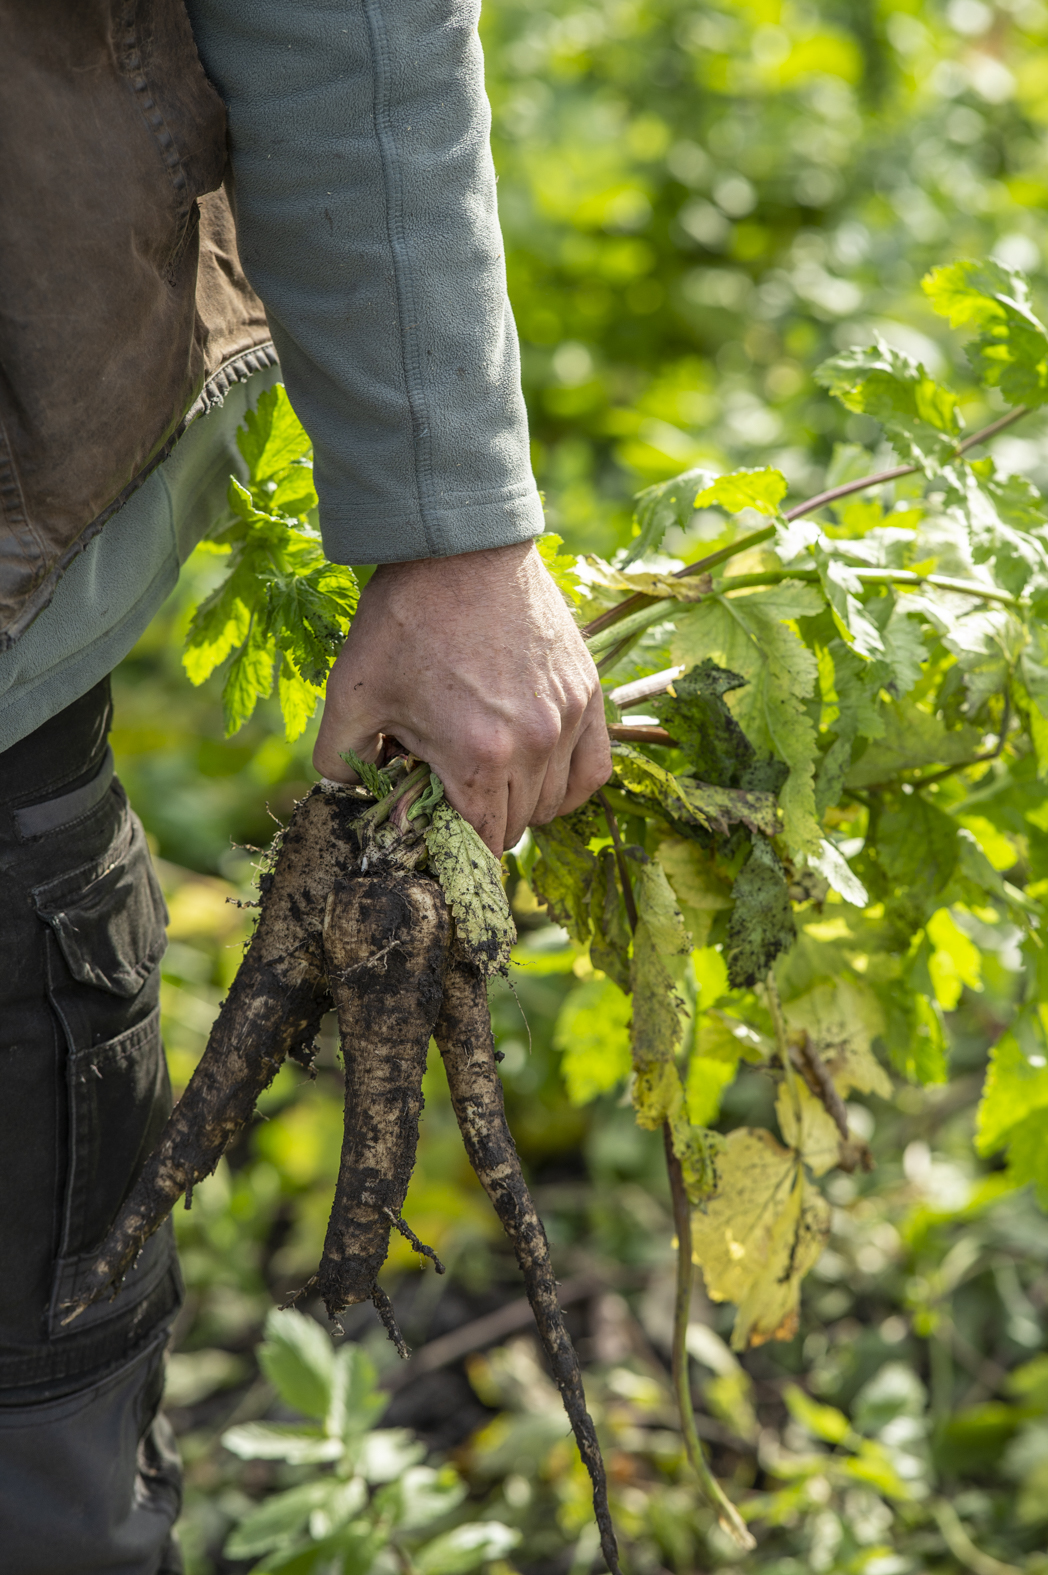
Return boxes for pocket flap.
[33,807,168,998]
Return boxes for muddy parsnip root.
[61,785,367,1322]
[316,874,450,1323]
[436,939,622,1575]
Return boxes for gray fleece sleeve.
[185,0,544,564]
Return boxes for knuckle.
[467,733,513,773]
[519,711,561,759]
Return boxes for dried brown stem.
[597,789,638,933]
[791,1031,849,1140]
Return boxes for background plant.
[108,3,1048,1571]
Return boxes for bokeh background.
[113,3,1048,1569]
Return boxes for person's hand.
[313,541,611,855]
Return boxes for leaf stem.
[715,567,1021,608]
[597,790,638,933]
[930,1498,1023,1575]
[582,525,776,640]
[582,404,1030,646]
[356,763,431,834]
[662,1125,756,1552]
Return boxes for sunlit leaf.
[694,467,789,517]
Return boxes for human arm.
[186,0,608,845]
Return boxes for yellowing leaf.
[678,779,780,839]
[775,1079,841,1178]
[581,555,711,601]
[614,744,778,842]
[424,802,515,976]
[781,978,892,1101]
[630,861,719,1201]
[630,861,689,1107]
[691,1129,830,1349]
[612,743,705,828]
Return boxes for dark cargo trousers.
[0,679,184,1574]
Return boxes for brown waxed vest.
[0,0,276,648]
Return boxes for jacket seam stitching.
[361,0,440,557]
[115,1,193,283]
[0,416,48,579]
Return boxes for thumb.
[313,678,385,783]
[313,726,384,783]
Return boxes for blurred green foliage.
[110,1,1048,1571]
[482,0,1048,558]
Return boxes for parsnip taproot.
[66,776,623,1573]
[436,938,622,1575]
[61,785,366,1322]
[316,874,449,1325]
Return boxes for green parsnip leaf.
[623,465,715,566]
[672,584,823,853]
[237,385,313,481]
[536,532,585,606]
[653,661,756,786]
[694,466,788,517]
[530,812,598,942]
[183,393,357,739]
[725,835,796,988]
[924,259,1048,408]
[976,1014,1048,1204]
[815,338,961,472]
